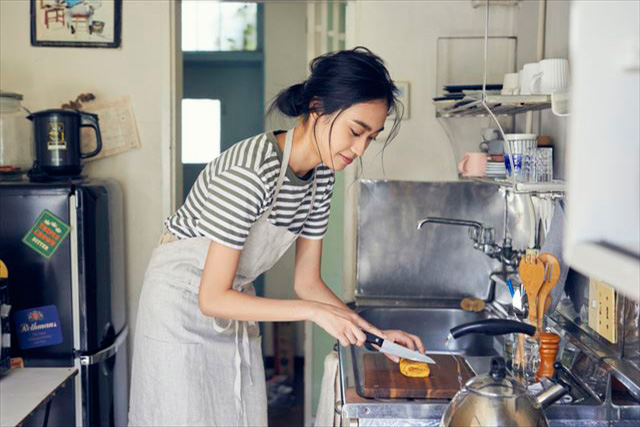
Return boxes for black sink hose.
[450,319,536,339]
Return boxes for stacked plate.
[486,161,507,178]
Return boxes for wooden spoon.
[518,255,546,327]
[536,253,561,331]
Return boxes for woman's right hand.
[308,301,385,347]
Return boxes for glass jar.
[0,91,34,181]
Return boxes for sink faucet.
[417,216,522,268]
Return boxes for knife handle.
[364,331,384,347]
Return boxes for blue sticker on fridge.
[14,305,63,349]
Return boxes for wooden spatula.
[518,255,546,326]
[537,253,561,331]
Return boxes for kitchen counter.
[0,367,78,427]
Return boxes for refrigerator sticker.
[14,305,63,350]
[22,210,71,259]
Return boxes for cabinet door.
[565,1,640,300]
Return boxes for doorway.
[181,1,264,201]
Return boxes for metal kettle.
[440,319,569,427]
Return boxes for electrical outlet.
[588,279,599,331]
[588,279,617,343]
[597,281,617,343]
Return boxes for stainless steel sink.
[356,306,501,357]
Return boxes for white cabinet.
[564,1,640,300]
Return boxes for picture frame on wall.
[31,0,122,48]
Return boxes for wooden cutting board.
[360,353,475,399]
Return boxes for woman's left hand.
[380,330,426,363]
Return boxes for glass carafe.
[0,91,33,181]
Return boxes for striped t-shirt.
[165,131,335,250]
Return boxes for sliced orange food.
[399,358,431,378]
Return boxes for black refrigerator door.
[0,184,75,366]
[75,182,126,354]
[75,180,129,427]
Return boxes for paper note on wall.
[81,96,142,161]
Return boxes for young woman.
[129,47,425,426]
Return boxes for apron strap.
[265,128,295,218]
[301,168,318,226]
[266,127,320,228]
[233,320,253,426]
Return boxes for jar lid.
[466,356,528,398]
[0,90,23,101]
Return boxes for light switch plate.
[589,279,617,343]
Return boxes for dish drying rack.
[464,177,565,197]
[435,0,566,197]
[435,94,552,118]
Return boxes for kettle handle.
[79,112,103,159]
[449,319,536,339]
[490,357,507,381]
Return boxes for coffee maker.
[28,109,102,181]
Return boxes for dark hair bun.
[269,46,400,121]
[273,83,306,117]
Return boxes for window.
[181,99,221,164]
[182,1,258,52]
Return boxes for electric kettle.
[28,109,102,177]
[440,319,569,427]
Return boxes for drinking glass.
[534,147,553,182]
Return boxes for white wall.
[347,0,570,181]
[262,0,308,357]
[0,0,178,367]
[351,1,516,182]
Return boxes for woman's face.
[314,99,388,171]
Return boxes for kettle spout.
[535,382,571,409]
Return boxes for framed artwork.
[31,0,122,48]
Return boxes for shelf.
[435,94,552,118]
[464,176,566,195]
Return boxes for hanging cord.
[480,0,517,188]
[481,0,489,101]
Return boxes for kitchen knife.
[364,332,436,364]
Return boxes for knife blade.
[364,332,436,364]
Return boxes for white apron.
[129,128,317,426]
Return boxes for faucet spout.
[417,216,520,263]
[416,216,484,231]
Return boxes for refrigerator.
[0,179,128,427]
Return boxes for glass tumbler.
[534,147,554,182]
[504,134,537,182]
[512,328,540,385]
